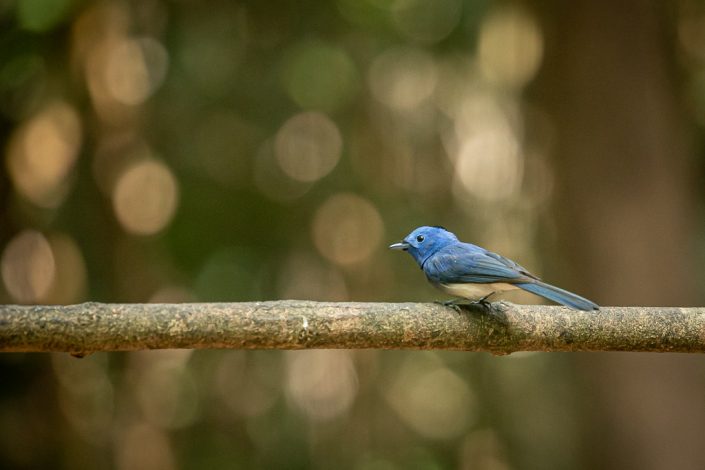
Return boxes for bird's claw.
[460,299,491,312]
[435,299,463,312]
[454,293,495,311]
[433,300,460,313]
[437,295,496,312]
[440,299,488,312]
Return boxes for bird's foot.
[438,294,496,312]
[435,299,464,313]
[433,299,456,307]
[475,293,494,309]
[457,292,494,311]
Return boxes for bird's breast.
[437,282,518,300]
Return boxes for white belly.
[438,282,518,300]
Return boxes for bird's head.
[389,226,458,266]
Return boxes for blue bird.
[390,226,598,311]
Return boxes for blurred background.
[1,0,705,468]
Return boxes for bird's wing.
[482,250,540,280]
[423,243,539,284]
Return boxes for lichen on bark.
[1,301,704,355]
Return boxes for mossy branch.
[1,301,704,355]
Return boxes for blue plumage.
[390,226,598,311]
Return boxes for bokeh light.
[286,350,358,421]
[132,351,199,430]
[477,6,543,89]
[274,111,343,183]
[16,0,73,32]
[451,94,524,202]
[453,125,523,202]
[392,0,462,44]
[282,40,359,111]
[112,159,180,236]
[1,2,702,469]
[92,136,152,196]
[214,352,279,419]
[254,139,313,202]
[76,3,139,123]
[149,286,195,303]
[52,353,113,444]
[368,47,437,111]
[277,252,348,301]
[104,37,169,106]
[312,193,385,267]
[386,354,476,440]
[195,248,263,301]
[45,233,87,304]
[1,230,55,304]
[6,101,82,208]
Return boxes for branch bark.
[1,301,704,355]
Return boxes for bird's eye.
[416,235,425,243]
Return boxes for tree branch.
[1,301,704,355]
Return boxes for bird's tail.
[516,281,598,311]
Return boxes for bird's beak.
[389,241,410,251]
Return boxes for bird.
[389,226,598,311]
